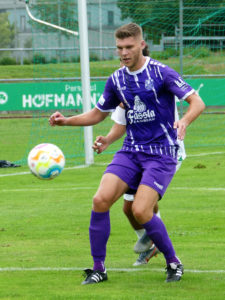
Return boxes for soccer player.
[93,102,186,266]
[93,44,185,266]
[49,23,205,284]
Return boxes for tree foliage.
[0,12,15,48]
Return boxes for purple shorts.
[105,150,177,198]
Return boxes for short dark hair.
[115,23,143,40]
[142,44,150,56]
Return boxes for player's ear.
[140,40,146,51]
[141,40,146,51]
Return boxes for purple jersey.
[96,57,194,158]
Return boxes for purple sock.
[142,214,180,265]
[89,210,110,272]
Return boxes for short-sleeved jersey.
[96,56,194,158]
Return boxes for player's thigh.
[93,173,128,212]
[105,150,142,191]
[132,185,159,224]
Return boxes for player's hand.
[92,136,110,154]
[49,111,67,126]
[173,119,187,141]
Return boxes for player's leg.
[83,172,128,285]
[83,150,140,285]
[134,156,183,253]
[132,153,183,282]
[123,195,143,231]
[132,185,183,282]
[123,193,159,236]
[134,161,182,254]
[123,195,159,266]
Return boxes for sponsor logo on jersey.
[127,95,155,124]
[174,77,186,88]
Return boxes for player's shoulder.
[110,66,125,86]
[111,66,125,78]
[149,57,167,69]
[149,57,179,80]
[149,57,176,74]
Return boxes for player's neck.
[128,56,146,72]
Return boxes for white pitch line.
[0,152,225,177]
[1,186,225,193]
[171,187,225,192]
[1,187,96,192]
[187,151,225,157]
[0,171,30,177]
[0,267,224,274]
[0,165,88,178]
[0,163,107,178]
[0,150,224,178]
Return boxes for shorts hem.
[104,169,136,190]
[140,181,163,199]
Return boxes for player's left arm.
[93,123,126,154]
[93,105,126,154]
[174,92,205,140]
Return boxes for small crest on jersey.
[133,95,146,112]
[145,79,154,90]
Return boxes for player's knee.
[132,203,153,223]
[93,194,110,211]
[132,205,145,222]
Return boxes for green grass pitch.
[0,117,225,299]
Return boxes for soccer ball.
[28,143,65,180]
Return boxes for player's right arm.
[93,105,126,154]
[49,107,109,127]
[50,76,120,127]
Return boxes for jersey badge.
[145,79,154,90]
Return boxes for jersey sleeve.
[164,67,195,100]
[96,76,121,112]
[111,106,127,125]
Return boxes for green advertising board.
[186,78,225,107]
[0,78,224,111]
[0,81,105,111]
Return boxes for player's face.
[116,36,145,71]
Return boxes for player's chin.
[122,59,131,66]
